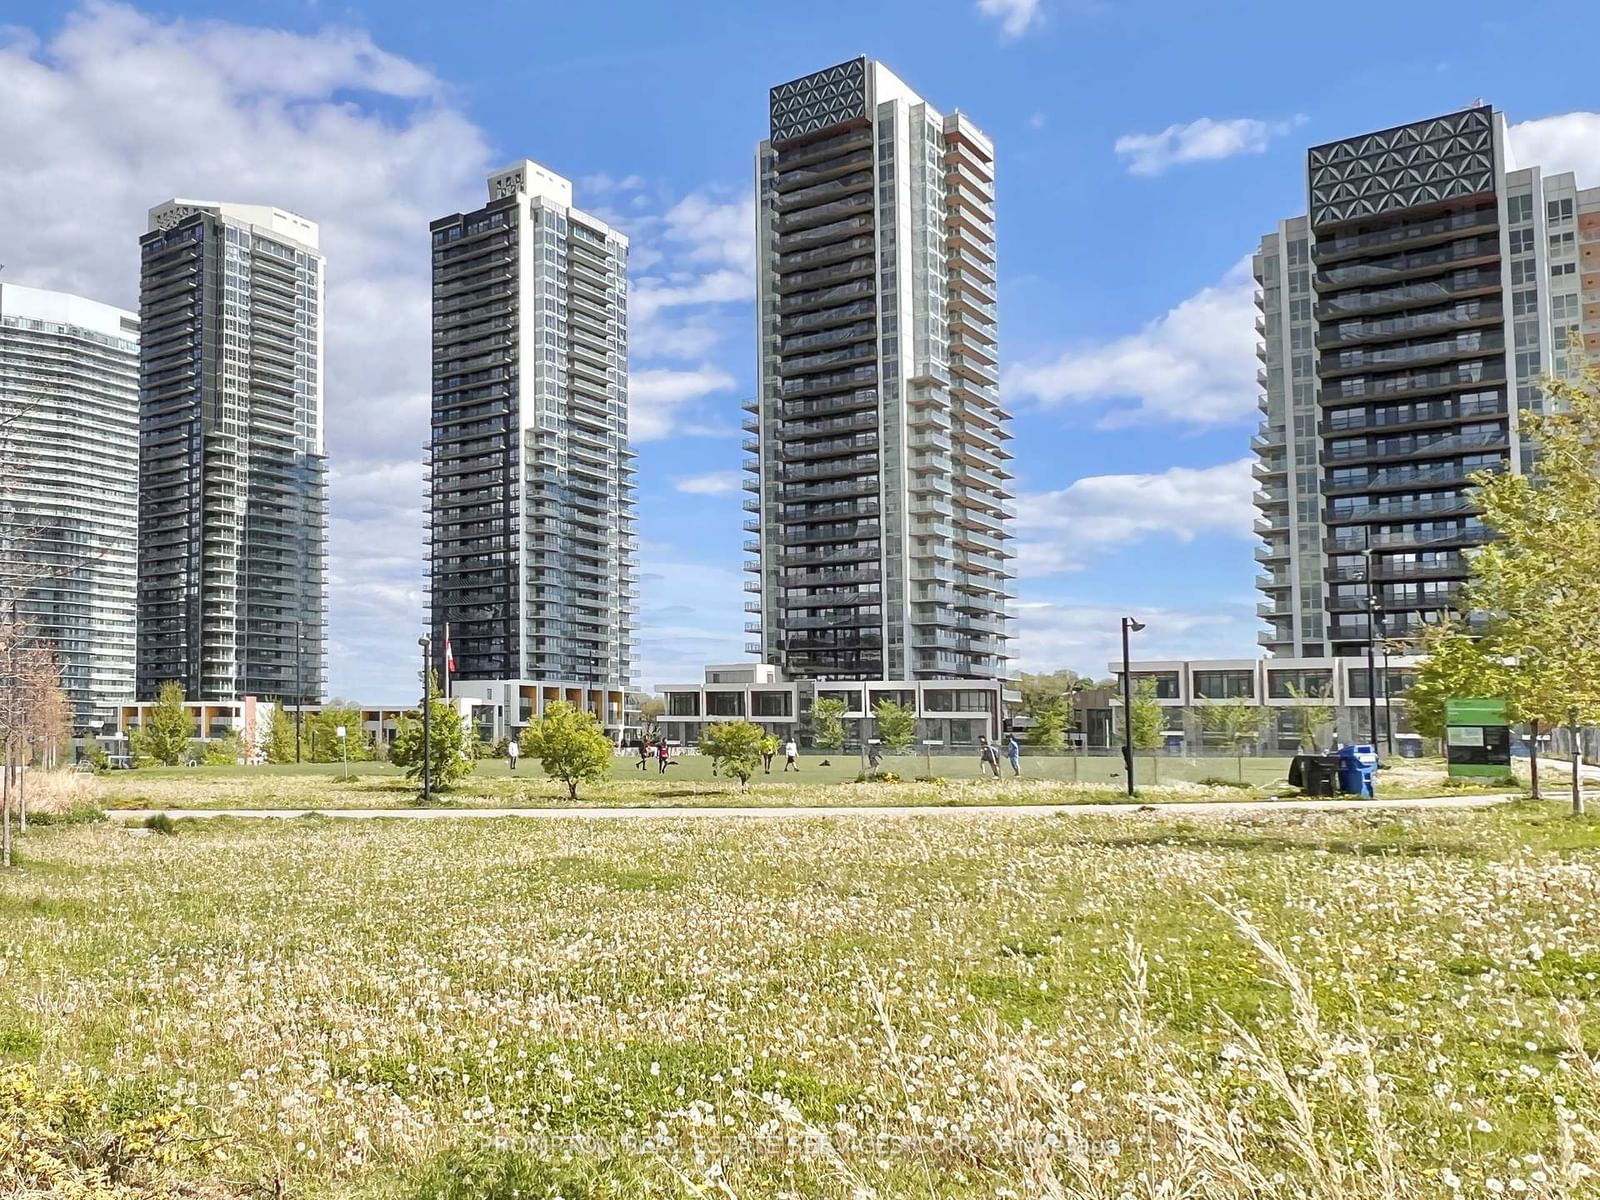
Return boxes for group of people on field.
[634,736,675,773]
[979,735,1022,778]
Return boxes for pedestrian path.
[105,793,1514,823]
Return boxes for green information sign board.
[1445,697,1512,778]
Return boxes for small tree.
[872,699,917,754]
[202,730,244,766]
[81,735,109,772]
[1452,350,1600,813]
[1127,679,1165,751]
[307,702,374,763]
[1199,698,1269,753]
[131,681,192,767]
[639,696,665,740]
[1284,683,1337,753]
[263,707,295,765]
[1026,697,1067,750]
[701,720,765,790]
[390,672,474,793]
[1404,623,1510,744]
[519,701,613,801]
[811,697,847,752]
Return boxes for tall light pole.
[293,618,303,763]
[418,634,432,804]
[1362,534,1379,751]
[1120,616,1146,797]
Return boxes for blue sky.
[6,0,1600,701]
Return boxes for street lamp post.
[1361,538,1380,751]
[294,619,303,763]
[1120,616,1146,797]
[418,634,432,804]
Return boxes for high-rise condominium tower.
[137,200,327,704]
[427,163,635,729]
[1254,105,1596,659]
[0,283,139,732]
[749,57,1012,681]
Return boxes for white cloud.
[1009,599,1257,676]
[673,471,744,496]
[1011,459,1257,577]
[1114,115,1305,177]
[1508,111,1600,181]
[1028,111,1048,130]
[977,0,1044,38]
[1005,257,1258,429]
[0,2,491,701]
[630,190,756,324]
[630,366,737,442]
[0,3,750,702]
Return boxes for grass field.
[79,753,1508,812]
[5,800,1598,1197]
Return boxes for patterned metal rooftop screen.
[770,57,867,144]
[1308,107,1496,228]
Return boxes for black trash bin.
[1289,753,1341,797]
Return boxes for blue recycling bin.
[1336,744,1380,797]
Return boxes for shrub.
[391,672,475,792]
[27,804,105,828]
[1197,776,1253,790]
[143,812,176,836]
[700,720,765,789]
[0,1064,221,1196]
[520,701,613,801]
[856,769,902,784]
[130,680,192,766]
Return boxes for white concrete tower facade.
[750,57,1013,682]
[0,283,140,732]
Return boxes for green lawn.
[79,752,1507,813]
[106,750,1296,785]
[3,801,1597,1197]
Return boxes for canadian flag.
[444,624,456,674]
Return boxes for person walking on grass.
[783,738,799,772]
[1005,734,1020,778]
[978,737,1001,779]
[636,738,650,770]
[507,739,519,771]
[657,740,672,774]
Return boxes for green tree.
[1015,669,1083,713]
[639,696,665,740]
[390,672,474,795]
[81,735,109,772]
[811,697,847,751]
[1461,356,1600,814]
[202,730,244,766]
[701,720,765,789]
[1198,698,1269,752]
[1284,683,1336,753]
[263,707,295,764]
[1404,623,1510,744]
[1127,679,1165,752]
[1026,697,1067,750]
[130,680,192,766]
[519,700,613,801]
[307,702,374,763]
[872,698,917,753]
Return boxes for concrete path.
[105,794,1516,823]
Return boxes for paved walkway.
[106,794,1515,823]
